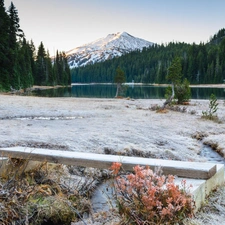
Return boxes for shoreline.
[1,83,224,97]
[71,82,225,88]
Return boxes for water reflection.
[30,84,225,99]
[191,87,225,99]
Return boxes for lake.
[30,84,225,99]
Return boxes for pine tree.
[62,52,71,85]
[0,0,10,90]
[28,40,36,83]
[8,2,23,89]
[18,38,33,90]
[53,50,60,85]
[163,57,182,108]
[35,42,47,85]
[114,66,126,97]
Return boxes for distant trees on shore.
[35,42,71,86]
[0,0,70,92]
[71,29,225,85]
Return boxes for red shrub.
[110,164,194,225]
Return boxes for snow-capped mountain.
[66,32,153,68]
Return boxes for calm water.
[30,84,225,99]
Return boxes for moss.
[28,196,77,225]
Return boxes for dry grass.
[0,158,91,225]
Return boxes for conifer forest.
[0,0,71,91]
[71,29,225,85]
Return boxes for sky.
[4,0,225,56]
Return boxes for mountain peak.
[118,31,131,36]
[67,32,153,68]
[106,31,128,37]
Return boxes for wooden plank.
[0,147,217,179]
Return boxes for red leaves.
[109,163,194,224]
[109,162,122,175]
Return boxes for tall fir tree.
[28,40,36,83]
[53,50,60,85]
[45,50,54,85]
[62,51,71,85]
[35,42,47,85]
[8,2,23,89]
[0,0,10,90]
[17,38,34,90]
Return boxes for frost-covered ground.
[0,94,225,160]
[0,94,225,224]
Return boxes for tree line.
[71,29,225,85]
[0,0,71,92]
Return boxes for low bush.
[110,163,194,225]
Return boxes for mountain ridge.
[66,32,153,68]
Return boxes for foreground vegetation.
[1,157,224,225]
[110,163,194,225]
[0,158,195,225]
[0,159,91,225]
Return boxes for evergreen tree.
[53,50,60,85]
[0,0,10,90]
[28,40,36,83]
[164,57,191,105]
[163,57,182,107]
[8,2,23,89]
[58,52,64,84]
[35,42,47,85]
[114,66,126,97]
[62,51,71,85]
[167,57,182,85]
[175,78,191,104]
[17,38,33,90]
[46,50,54,85]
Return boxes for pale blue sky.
[4,0,225,56]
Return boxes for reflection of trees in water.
[126,86,165,99]
[191,88,224,100]
[32,87,71,97]
[31,85,225,99]
[72,85,116,98]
